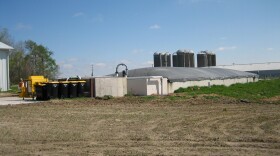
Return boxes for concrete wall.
[127,78,147,95]
[94,77,127,97]
[127,76,258,95]
[0,50,9,91]
[127,77,168,96]
[168,77,258,93]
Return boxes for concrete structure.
[125,67,258,95]
[86,77,127,97]
[0,42,13,91]
[216,62,280,78]
[127,76,168,96]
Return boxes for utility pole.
[91,64,94,77]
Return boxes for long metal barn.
[125,67,258,96]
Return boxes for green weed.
[174,79,280,101]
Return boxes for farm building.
[83,77,127,97]
[125,67,258,96]
[216,62,280,78]
[0,42,13,91]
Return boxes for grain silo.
[177,50,185,67]
[173,50,195,67]
[197,51,216,67]
[153,52,161,67]
[185,50,195,67]
[154,52,171,67]
[210,53,216,66]
[172,52,178,67]
[166,53,171,67]
[197,52,208,67]
[206,52,216,67]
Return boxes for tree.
[0,28,59,84]
[9,42,26,83]
[24,40,59,80]
[0,28,13,45]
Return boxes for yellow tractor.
[19,76,48,100]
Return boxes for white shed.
[0,42,13,91]
[127,76,168,96]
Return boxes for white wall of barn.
[94,77,127,97]
[0,50,9,91]
[168,77,258,93]
[127,77,168,96]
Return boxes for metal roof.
[0,42,14,50]
[126,67,258,82]
[216,62,280,71]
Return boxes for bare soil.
[0,95,279,155]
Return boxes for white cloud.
[267,48,274,51]
[73,12,85,17]
[16,23,32,30]
[216,46,237,51]
[149,24,161,29]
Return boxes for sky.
[1,0,280,77]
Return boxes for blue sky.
[1,0,280,77]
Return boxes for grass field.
[175,79,280,102]
[0,80,280,155]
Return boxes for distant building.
[125,67,258,95]
[0,42,13,91]
[216,62,280,78]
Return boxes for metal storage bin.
[35,84,49,100]
[77,81,86,97]
[59,82,69,99]
[69,81,78,98]
[46,82,59,99]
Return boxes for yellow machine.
[19,76,48,99]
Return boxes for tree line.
[0,28,59,84]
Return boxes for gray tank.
[211,53,216,66]
[177,50,185,67]
[197,52,208,67]
[154,52,171,67]
[153,52,161,67]
[197,51,216,67]
[166,53,171,67]
[161,52,171,67]
[189,52,195,67]
[172,52,178,67]
[174,49,194,67]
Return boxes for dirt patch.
[261,96,280,104]
[0,96,279,155]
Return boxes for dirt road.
[0,96,279,155]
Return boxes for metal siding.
[0,50,8,91]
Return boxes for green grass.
[174,79,280,101]
[0,85,18,93]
